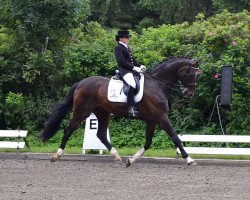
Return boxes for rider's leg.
[127,86,138,116]
[123,73,136,89]
[123,73,138,117]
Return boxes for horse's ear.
[193,59,202,67]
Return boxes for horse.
[41,56,200,167]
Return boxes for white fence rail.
[177,134,250,156]
[0,130,28,150]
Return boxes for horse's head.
[145,57,202,97]
[177,59,201,97]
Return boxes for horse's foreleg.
[126,122,156,167]
[95,109,122,164]
[50,148,64,162]
[159,116,197,166]
[110,147,122,163]
[97,129,122,163]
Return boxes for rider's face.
[120,37,130,44]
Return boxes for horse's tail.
[41,82,79,142]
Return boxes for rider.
[114,30,146,117]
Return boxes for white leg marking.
[57,148,64,157]
[111,147,122,161]
[50,148,64,162]
[111,147,118,155]
[186,156,194,164]
[130,147,145,164]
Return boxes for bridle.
[182,66,199,85]
[144,64,200,94]
[178,65,200,94]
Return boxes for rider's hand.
[140,65,146,72]
[133,66,142,73]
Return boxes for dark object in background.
[220,66,233,107]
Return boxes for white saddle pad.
[107,74,144,103]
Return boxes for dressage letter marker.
[90,119,98,129]
[82,113,110,154]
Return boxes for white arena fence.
[0,130,28,151]
[177,134,250,156]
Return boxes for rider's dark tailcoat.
[114,43,141,77]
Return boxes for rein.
[144,73,184,93]
[144,65,198,94]
[144,72,193,109]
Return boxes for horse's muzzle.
[183,88,195,97]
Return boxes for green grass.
[1,146,250,160]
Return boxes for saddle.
[113,70,141,96]
[107,71,144,103]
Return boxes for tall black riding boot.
[127,86,138,117]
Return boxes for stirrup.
[128,107,138,117]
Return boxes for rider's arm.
[132,57,141,67]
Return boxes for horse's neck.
[151,63,179,84]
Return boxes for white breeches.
[123,72,136,89]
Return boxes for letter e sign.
[90,119,98,129]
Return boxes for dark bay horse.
[41,56,200,166]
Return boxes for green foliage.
[0,0,90,51]
[0,0,90,96]
[212,0,250,12]
[109,118,145,148]
[139,0,213,24]
[88,0,249,29]
[4,92,25,129]
[177,10,250,135]
[23,96,56,132]
[88,0,155,29]
[0,90,5,128]
[133,24,182,64]
[109,118,174,149]
[61,22,117,84]
[227,94,250,135]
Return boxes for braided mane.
[146,56,193,73]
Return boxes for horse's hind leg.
[126,122,156,167]
[94,108,122,164]
[50,114,88,162]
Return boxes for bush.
[4,92,25,129]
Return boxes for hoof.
[126,158,132,167]
[187,160,197,166]
[50,154,60,162]
[114,157,123,165]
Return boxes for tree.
[88,0,250,28]
[139,0,213,24]
[88,0,151,29]
[212,0,250,12]
[0,0,90,95]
